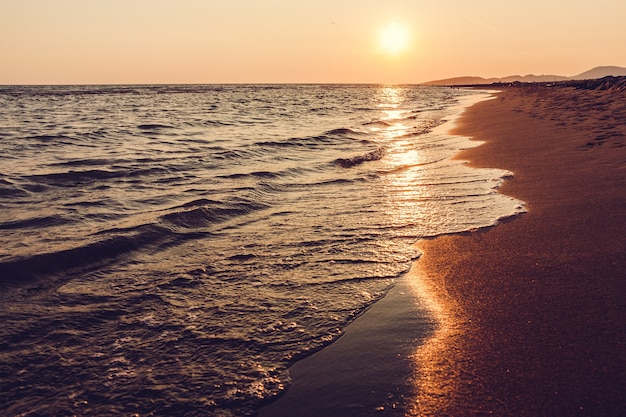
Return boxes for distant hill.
[425,76,500,85]
[570,66,626,80]
[423,66,626,85]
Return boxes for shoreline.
[411,83,626,416]
[259,275,435,416]
[261,81,626,416]
[259,89,503,417]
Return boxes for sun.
[379,22,410,55]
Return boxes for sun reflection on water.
[373,85,464,415]
[378,86,403,106]
[375,86,435,231]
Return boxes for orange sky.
[1,0,625,84]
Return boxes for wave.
[137,123,176,130]
[0,180,29,197]
[0,224,172,286]
[202,120,234,127]
[375,157,450,175]
[299,178,359,187]
[50,158,115,167]
[324,127,364,136]
[254,135,336,149]
[362,120,392,127]
[174,198,223,209]
[254,128,364,150]
[26,134,74,142]
[160,199,269,230]
[25,169,127,186]
[217,171,281,180]
[334,148,385,168]
[23,167,175,187]
[0,215,70,230]
[0,196,270,286]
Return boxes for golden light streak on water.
[374,87,466,414]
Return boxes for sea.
[0,84,524,416]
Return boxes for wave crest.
[334,148,384,168]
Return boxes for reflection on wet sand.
[407,239,510,416]
[406,241,464,416]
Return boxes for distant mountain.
[423,66,626,85]
[424,76,500,85]
[570,66,626,80]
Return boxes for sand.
[410,81,626,417]
[259,278,435,416]
[261,80,626,417]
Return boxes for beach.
[262,79,626,416]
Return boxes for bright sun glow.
[379,22,410,55]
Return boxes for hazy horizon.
[2,0,626,85]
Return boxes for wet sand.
[261,80,626,416]
[259,277,436,416]
[410,81,626,416]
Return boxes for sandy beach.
[261,79,626,416]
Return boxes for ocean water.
[0,84,524,416]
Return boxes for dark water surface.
[0,85,523,416]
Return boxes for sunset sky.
[2,0,625,85]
